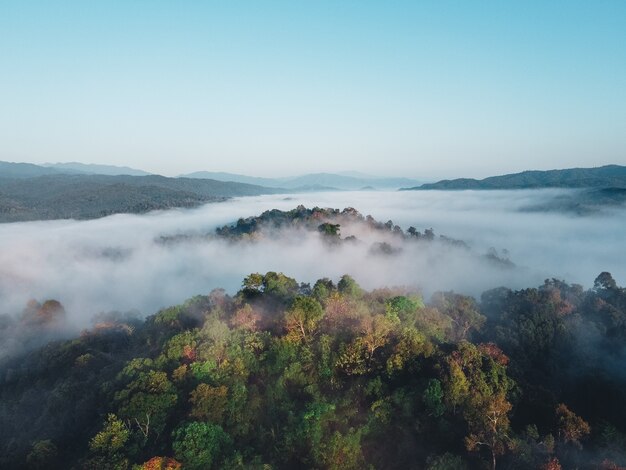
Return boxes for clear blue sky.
[1,1,625,178]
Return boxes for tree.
[338,275,363,298]
[172,422,232,470]
[263,272,299,301]
[230,304,260,331]
[26,440,58,469]
[386,327,433,375]
[318,222,341,237]
[594,272,617,292]
[432,292,485,341]
[312,278,335,303]
[359,315,393,360]
[140,456,182,470]
[423,379,445,417]
[465,394,512,470]
[443,342,514,470]
[89,414,129,455]
[21,299,66,327]
[241,273,264,297]
[322,429,366,470]
[555,404,590,449]
[189,384,229,424]
[88,414,130,469]
[426,453,468,470]
[115,371,178,441]
[540,457,562,470]
[284,296,324,342]
[385,295,424,324]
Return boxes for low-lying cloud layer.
[1,189,624,327]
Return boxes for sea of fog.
[0,189,624,324]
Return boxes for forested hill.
[0,174,282,223]
[402,165,626,190]
[158,206,515,267]
[1,272,625,469]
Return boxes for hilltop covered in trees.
[160,206,513,267]
[1,272,625,469]
[215,206,449,243]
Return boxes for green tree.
[88,414,130,470]
[312,278,335,303]
[432,292,485,341]
[172,422,232,470]
[284,296,324,342]
[443,342,514,470]
[189,384,229,424]
[115,371,178,442]
[26,440,58,469]
[338,275,363,298]
[423,379,445,418]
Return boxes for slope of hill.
[402,165,626,190]
[181,171,421,190]
[180,171,277,187]
[43,162,151,176]
[0,174,283,223]
[1,271,625,469]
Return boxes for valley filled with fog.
[0,189,623,325]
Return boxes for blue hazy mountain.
[402,165,626,190]
[181,171,421,190]
[0,161,64,178]
[42,162,152,176]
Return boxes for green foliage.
[115,371,178,442]
[90,414,130,454]
[26,440,58,469]
[312,278,335,303]
[172,422,232,470]
[318,222,341,237]
[337,274,363,298]
[284,296,324,342]
[189,384,229,424]
[423,379,445,418]
[153,306,184,327]
[2,271,625,469]
[385,295,425,323]
[426,453,468,470]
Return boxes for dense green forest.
[1,270,625,469]
[0,172,281,223]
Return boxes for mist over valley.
[1,189,623,326]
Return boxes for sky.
[1,1,625,178]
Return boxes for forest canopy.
[1,271,625,469]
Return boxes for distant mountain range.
[0,161,65,178]
[3,160,625,222]
[1,161,421,190]
[0,161,150,178]
[180,171,422,190]
[42,162,151,176]
[402,165,626,190]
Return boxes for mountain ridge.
[42,162,151,176]
[181,171,421,190]
[402,164,626,190]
